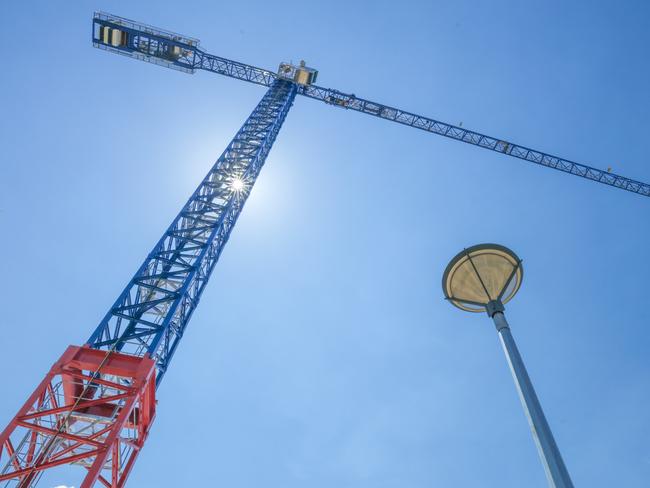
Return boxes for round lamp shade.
[442,244,523,312]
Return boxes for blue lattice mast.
[87,79,297,385]
[0,77,296,488]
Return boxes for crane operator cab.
[278,60,318,86]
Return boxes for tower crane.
[1,11,648,488]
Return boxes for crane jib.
[298,85,650,196]
[91,11,649,197]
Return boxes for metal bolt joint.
[486,299,505,318]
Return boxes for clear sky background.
[1,1,649,487]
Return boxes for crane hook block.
[278,61,318,86]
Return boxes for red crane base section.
[0,345,156,487]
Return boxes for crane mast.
[1,10,649,488]
[0,17,298,483]
[87,79,296,385]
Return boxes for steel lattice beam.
[300,85,650,196]
[87,79,297,384]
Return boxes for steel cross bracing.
[92,12,650,198]
[0,346,156,488]
[87,79,297,385]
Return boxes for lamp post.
[442,244,574,488]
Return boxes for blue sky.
[1,1,649,487]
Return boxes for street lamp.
[442,244,574,488]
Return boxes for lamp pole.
[490,302,574,488]
[442,244,575,488]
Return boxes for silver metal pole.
[492,311,574,488]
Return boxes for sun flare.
[230,177,245,192]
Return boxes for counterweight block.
[0,346,156,488]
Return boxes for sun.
[230,177,245,192]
